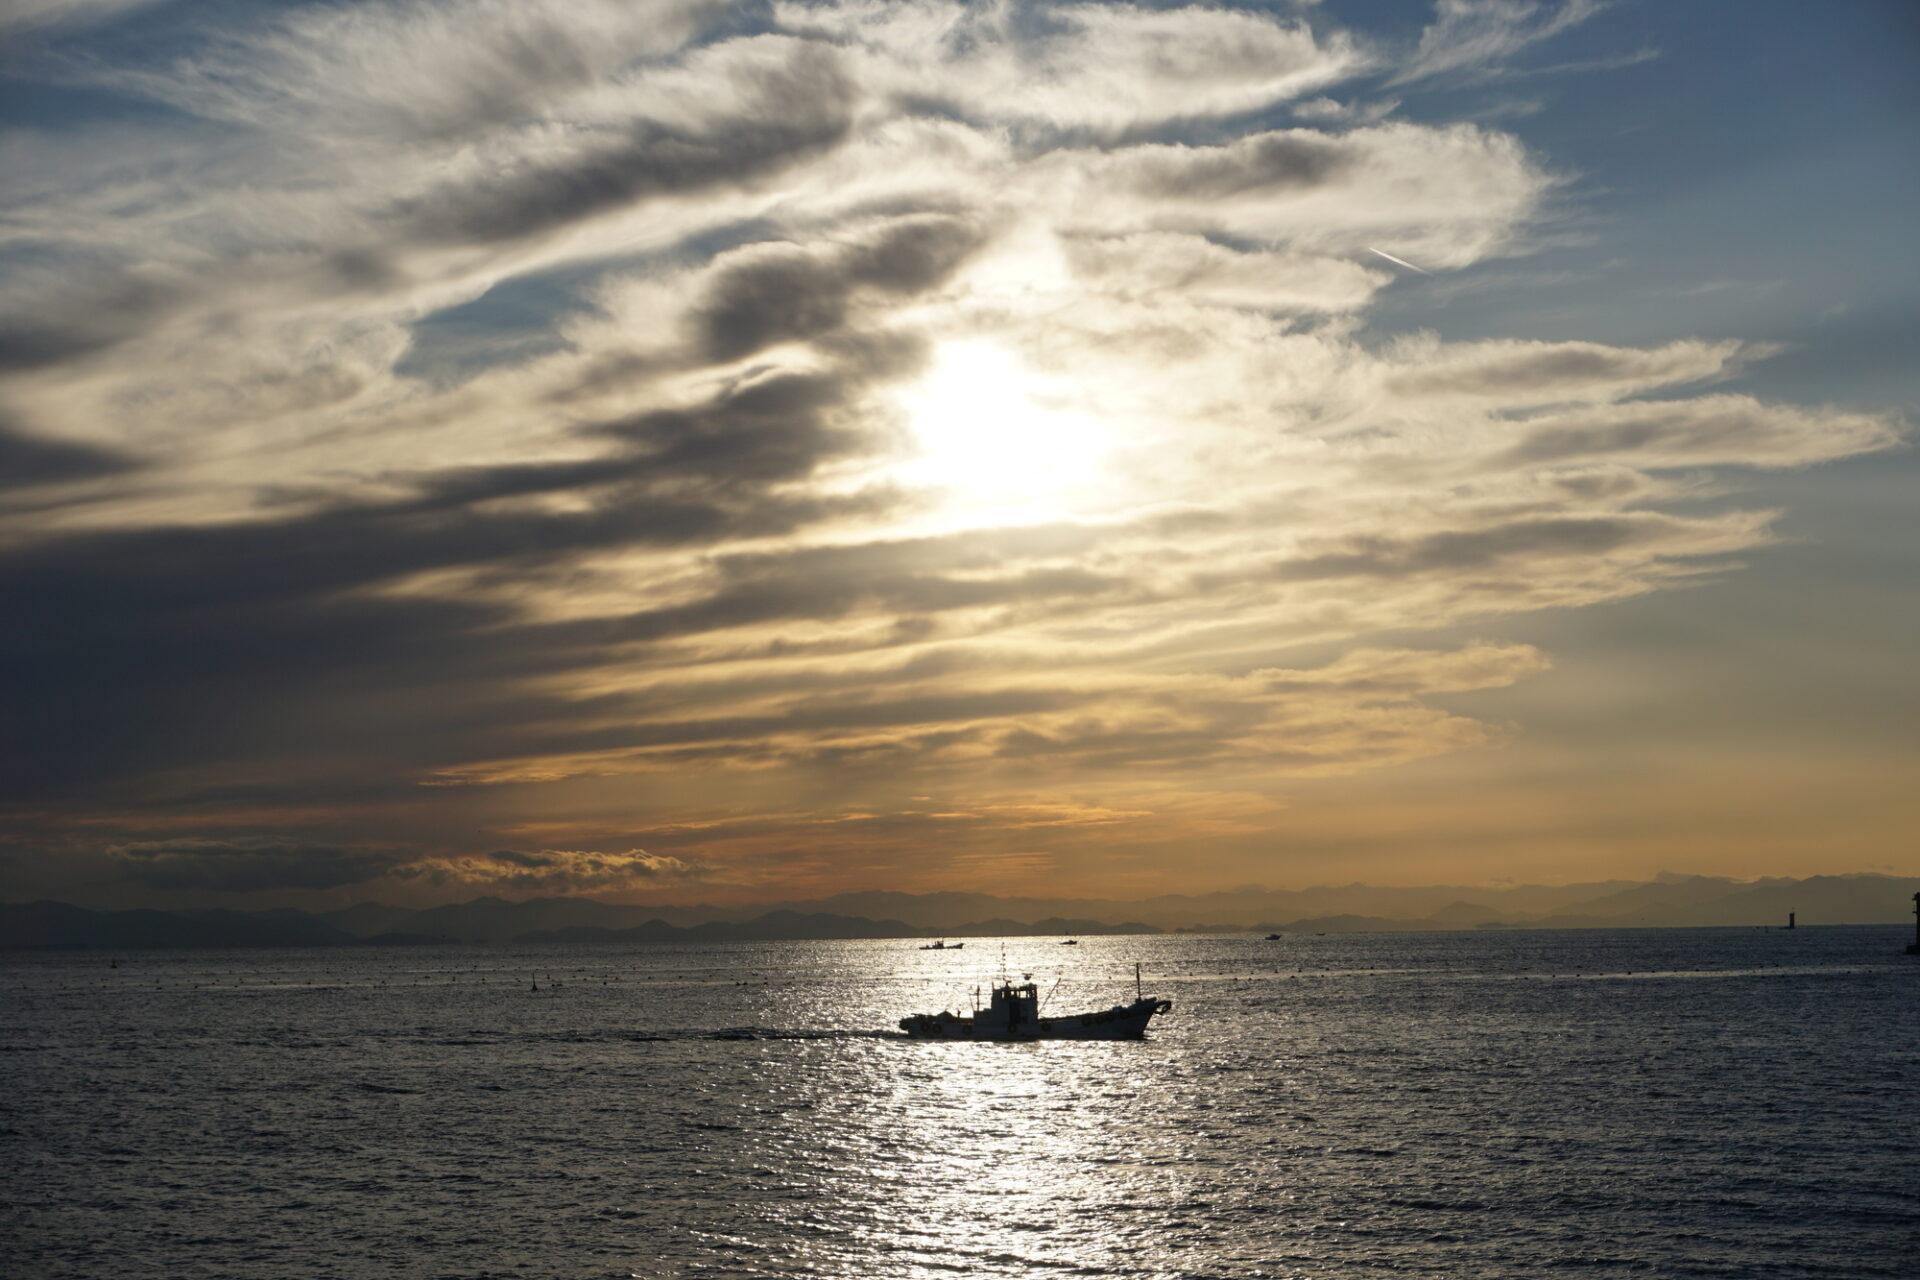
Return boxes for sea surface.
[3,927,1915,1279]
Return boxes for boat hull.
[899,996,1171,1040]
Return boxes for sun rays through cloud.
[0,0,1912,907]
[890,339,1117,525]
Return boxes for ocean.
[4,927,1915,1278]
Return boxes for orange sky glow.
[2,0,1915,910]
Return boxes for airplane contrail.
[1366,246,1431,275]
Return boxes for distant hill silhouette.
[1258,914,1407,934]
[5,873,1915,948]
[2,901,352,949]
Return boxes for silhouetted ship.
[899,968,1171,1040]
[918,940,963,950]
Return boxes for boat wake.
[618,1028,900,1043]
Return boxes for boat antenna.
[1135,962,1142,1002]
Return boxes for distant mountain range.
[4,873,1915,949]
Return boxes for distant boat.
[1265,933,1282,941]
[1059,939,1078,945]
[918,940,963,950]
[899,965,1170,1040]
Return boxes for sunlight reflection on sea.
[3,929,1915,1278]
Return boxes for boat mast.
[1135,962,1142,1001]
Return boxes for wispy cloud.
[1389,0,1604,87]
[423,848,710,892]
[107,839,416,892]
[0,0,163,40]
[0,0,1899,902]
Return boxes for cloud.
[77,0,725,144]
[1383,336,1745,403]
[106,839,416,891]
[1063,233,1389,313]
[1267,512,1770,583]
[1292,96,1401,126]
[1390,0,1603,87]
[0,0,161,40]
[98,835,707,895]
[396,38,860,248]
[427,847,708,891]
[0,417,133,492]
[1496,395,1902,469]
[1057,121,1548,267]
[686,213,989,361]
[776,0,1364,133]
[0,358,909,801]
[0,0,1901,901]
[0,270,186,374]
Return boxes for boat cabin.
[973,980,1041,1033]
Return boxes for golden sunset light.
[893,339,1116,521]
[7,8,1919,1280]
[0,0,1913,916]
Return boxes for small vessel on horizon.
[918,940,963,950]
[899,965,1170,1040]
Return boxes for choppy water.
[4,927,1916,1278]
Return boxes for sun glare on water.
[893,339,1112,524]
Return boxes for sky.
[1,0,1915,910]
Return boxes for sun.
[892,339,1112,522]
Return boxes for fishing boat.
[899,965,1171,1040]
[918,940,963,951]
